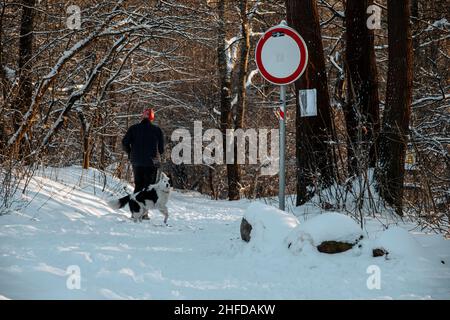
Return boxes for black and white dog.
[108,172,172,223]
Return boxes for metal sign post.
[255,21,308,211]
[279,85,287,211]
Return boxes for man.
[122,108,164,214]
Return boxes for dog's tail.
[106,195,130,210]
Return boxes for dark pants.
[132,166,157,193]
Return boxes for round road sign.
[255,24,308,85]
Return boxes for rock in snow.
[241,202,298,251]
[317,240,357,254]
[372,248,388,257]
[240,218,252,242]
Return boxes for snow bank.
[242,202,298,252]
[373,226,430,260]
[285,212,364,254]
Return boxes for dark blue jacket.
[122,119,164,167]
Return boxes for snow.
[0,166,449,299]
[246,69,259,88]
[225,36,239,73]
[286,212,364,253]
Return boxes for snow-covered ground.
[0,166,449,299]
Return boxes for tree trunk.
[236,0,250,129]
[286,0,334,205]
[12,0,36,158]
[344,0,380,175]
[229,0,251,200]
[16,0,35,125]
[376,0,413,216]
[78,110,91,170]
[218,0,240,200]
[0,3,8,101]
[208,166,217,199]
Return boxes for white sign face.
[299,89,317,117]
[255,25,308,85]
[261,34,301,79]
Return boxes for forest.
[0,0,449,301]
[2,0,448,231]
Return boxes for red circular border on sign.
[255,27,308,85]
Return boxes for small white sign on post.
[299,89,317,117]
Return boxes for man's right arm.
[122,127,133,154]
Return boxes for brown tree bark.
[0,3,8,101]
[376,0,413,216]
[11,0,36,157]
[217,0,240,200]
[344,0,380,174]
[15,0,35,125]
[236,0,250,130]
[286,0,334,205]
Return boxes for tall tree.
[13,0,36,153]
[227,0,252,200]
[16,0,35,114]
[217,0,240,200]
[344,0,380,174]
[376,0,414,215]
[235,0,250,130]
[286,0,334,205]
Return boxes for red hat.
[142,108,155,121]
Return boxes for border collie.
[108,172,172,223]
